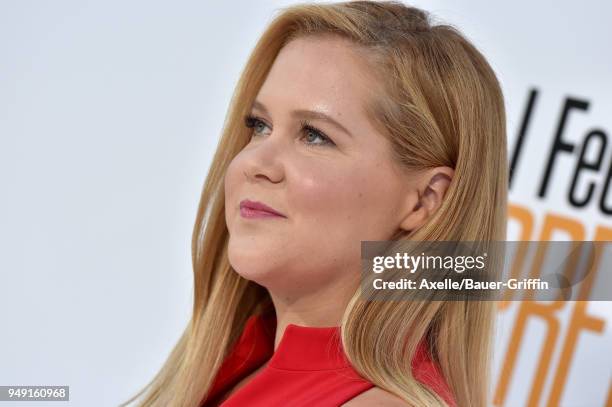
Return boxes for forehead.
[255,35,376,117]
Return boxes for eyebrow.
[251,100,353,138]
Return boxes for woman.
[121,1,507,406]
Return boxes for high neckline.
[248,309,352,371]
[204,309,457,407]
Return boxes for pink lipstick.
[240,199,286,219]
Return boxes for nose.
[242,133,285,184]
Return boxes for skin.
[223,34,453,405]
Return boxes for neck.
[266,277,357,351]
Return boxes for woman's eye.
[243,115,336,147]
[244,115,271,136]
[301,123,335,147]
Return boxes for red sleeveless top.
[200,310,456,406]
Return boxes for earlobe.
[397,168,454,234]
[398,191,428,233]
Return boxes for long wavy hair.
[121,1,507,406]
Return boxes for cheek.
[288,162,398,239]
[288,165,351,213]
[288,164,369,230]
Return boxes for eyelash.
[243,114,336,147]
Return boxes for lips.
[239,199,286,218]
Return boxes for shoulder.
[341,386,413,407]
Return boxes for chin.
[232,268,273,287]
[228,245,280,284]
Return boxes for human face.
[224,35,415,297]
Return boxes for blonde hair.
[121,1,507,406]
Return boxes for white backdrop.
[1,1,610,406]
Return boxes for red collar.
[241,309,352,371]
[205,310,456,407]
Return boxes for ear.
[399,167,454,233]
